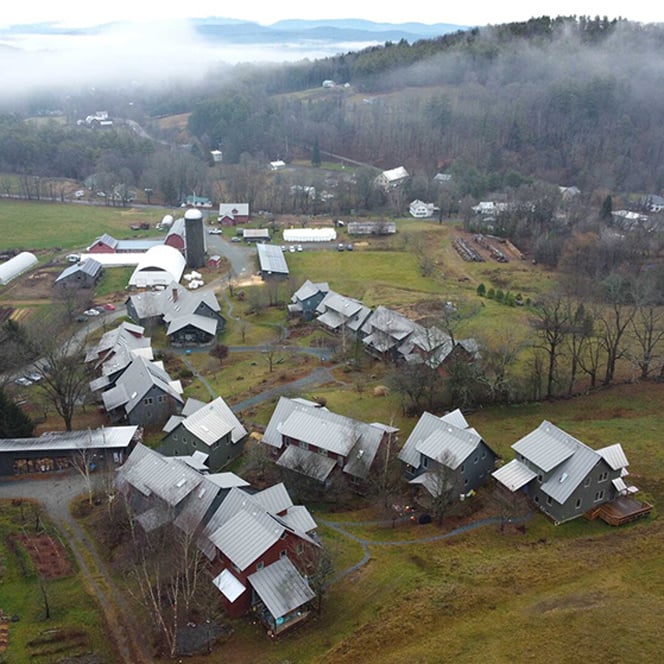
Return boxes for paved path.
[0,474,153,664]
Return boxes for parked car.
[14,377,32,386]
[346,243,354,251]
[337,243,345,251]
[74,190,86,199]
[101,303,116,311]
[289,245,296,253]
[84,308,100,316]
[25,372,42,382]
[231,236,242,243]
[208,228,223,235]
[297,244,303,252]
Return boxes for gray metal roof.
[540,443,600,504]
[174,475,220,535]
[180,396,247,445]
[262,397,326,449]
[512,421,576,472]
[492,459,537,491]
[409,470,454,497]
[248,557,315,620]
[278,505,317,534]
[0,425,138,453]
[291,279,329,303]
[399,411,451,467]
[361,305,417,341]
[90,233,118,249]
[55,258,102,283]
[252,483,293,515]
[257,244,289,275]
[279,410,359,456]
[176,450,210,472]
[205,472,251,490]
[596,443,629,471]
[208,508,285,571]
[166,313,218,336]
[276,444,337,482]
[416,426,482,470]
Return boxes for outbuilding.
[0,252,38,286]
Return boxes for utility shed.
[0,252,38,285]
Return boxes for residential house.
[160,396,247,470]
[257,244,289,281]
[218,203,250,226]
[261,397,396,487]
[398,409,498,505]
[375,166,409,190]
[288,280,330,320]
[126,282,225,337]
[199,482,319,633]
[99,355,184,426]
[409,199,438,219]
[361,306,418,362]
[315,290,372,338]
[54,258,103,289]
[269,160,286,171]
[492,421,640,524]
[182,195,212,208]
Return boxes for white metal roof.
[596,443,629,471]
[283,228,336,242]
[276,444,337,482]
[512,421,576,472]
[492,459,537,492]
[180,396,246,446]
[129,245,186,287]
[257,243,289,275]
[0,425,138,453]
[213,569,245,602]
[278,410,359,456]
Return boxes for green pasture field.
[0,200,172,252]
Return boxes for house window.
[256,561,264,571]
[299,441,309,451]
[296,542,305,555]
[464,479,469,486]
[481,450,487,459]
[422,456,429,469]
[144,397,153,405]
[157,395,166,403]
[594,490,605,502]
[280,550,288,560]
[534,495,539,503]
[460,464,465,473]
[584,476,591,487]
[546,496,552,506]
[598,472,608,482]
[576,498,582,510]
[537,474,543,484]
[280,532,287,540]
[473,456,478,464]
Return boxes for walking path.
[319,512,532,585]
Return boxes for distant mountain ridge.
[0,17,466,45]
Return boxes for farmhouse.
[261,397,395,486]
[398,409,498,505]
[160,396,247,470]
[218,203,250,225]
[492,421,648,525]
[409,199,438,218]
[375,166,409,190]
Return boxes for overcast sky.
[1,1,663,29]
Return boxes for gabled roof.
[219,203,249,217]
[101,355,183,414]
[279,410,360,457]
[89,233,118,250]
[178,396,247,446]
[276,444,338,483]
[252,483,293,515]
[512,421,577,472]
[596,443,629,471]
[248,557,315,620]
[492,459,537,492]
[55,258,103,283]
[166,313,218,336]
[291,279,329,303]
[398,410,489,469]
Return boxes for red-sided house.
[218,203,250,226]
[199,484,319,633]
[87,233,119,253]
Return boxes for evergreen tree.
[311,138,321,167]
[600,195,613,220]
[0,388,34,438]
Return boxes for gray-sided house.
[398,409,498,505]
[262,397,396,487]
[0,425,139,476]
[492,420,645,525]
[257,244,289,281]
[99,355,184,427]
[315,290,372,338]
[160,396,247,470]
[288,280,330,320]
[126,282,225,340]
[54,258,103,290]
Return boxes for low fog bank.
[0,20,376,97]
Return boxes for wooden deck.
[586,497,653,526]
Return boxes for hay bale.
[373,385,389,397]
